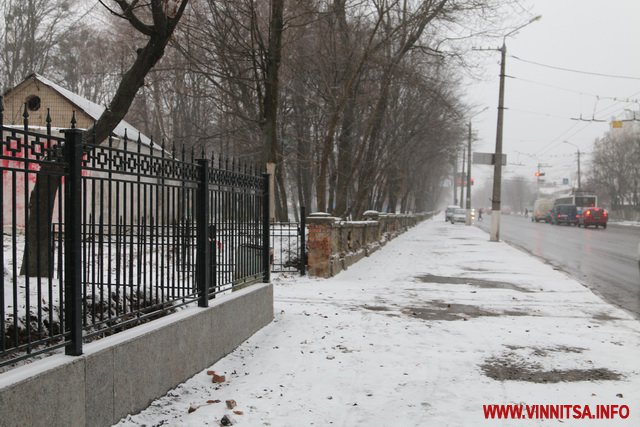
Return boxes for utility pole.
[536,163,542,197]
[487,15,542,242]
[489,41,507,242]
[577,149,581,190]
[464,107,488,225]
[563,141,581,191]
[465,123,472,225]
[452,154,458,205]
[535,163,550,197]
[460,147,466,208]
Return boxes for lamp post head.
[504,15,542,42]
[563,140,579,152]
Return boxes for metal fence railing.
[1,104,269,368]
[270,206,306,275]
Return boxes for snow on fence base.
[307,211,433,278]
[0,282,273,427]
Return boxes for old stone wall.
[307,211,432,278]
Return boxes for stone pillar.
[306,213,337,278]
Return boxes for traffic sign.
[473,152,507,166]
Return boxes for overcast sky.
[463,0,640,189]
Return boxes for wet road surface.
[474,214,640,318]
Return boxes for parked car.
[532,198,554,222]
[549,204,578,226]
[445,205,460,222]
[578,207,608,228]
[450,208,467,224]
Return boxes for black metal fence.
[1,104,269,367]
[270,206,306,274]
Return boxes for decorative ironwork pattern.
[83,143,200,182]
[1,128,66,165]
[209,167,264,190]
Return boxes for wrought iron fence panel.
[1,118,69,367]
[270,207,306,274]
[1,109,270,368]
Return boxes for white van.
[532,198,554,222]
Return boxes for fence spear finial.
[46,108,52,136]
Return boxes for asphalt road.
[475,214,640,319]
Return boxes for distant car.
[445,205,460,222]
[450,208,467,224]
[578,207,608,229]
[549,204,578,226]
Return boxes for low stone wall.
[307,211,432,278]
[0,283,273,427]
[609,206,640,222]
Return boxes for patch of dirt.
[402,301,527,321]
[481,355,622,383]
[361,305,400,317]
[592,312,624,321]
[415,274,532,293]
[362,305,390,312]
[505,345,586,357]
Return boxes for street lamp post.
[563,141,581,190]
[489,15,541,242]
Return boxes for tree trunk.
[20,0,190,276]
[19,170,61,277]
[333,95,356,217]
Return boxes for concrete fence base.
[0,283,273,427]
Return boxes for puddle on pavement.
[415,274,532,293]
[481,355,622,383]
[402,301,527,321]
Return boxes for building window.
[26,95,41,112]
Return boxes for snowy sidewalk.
[116,219,640,427]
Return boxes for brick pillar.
[306,213,337,278]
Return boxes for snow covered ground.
[115,219,640,427]
[610,220,640,228]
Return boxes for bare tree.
[21,0,190,276]
[0,0,76,91]
[590,124,640,214]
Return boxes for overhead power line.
[510,55,640,81]
[512,76,640,103]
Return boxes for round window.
[26,95,41,111]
